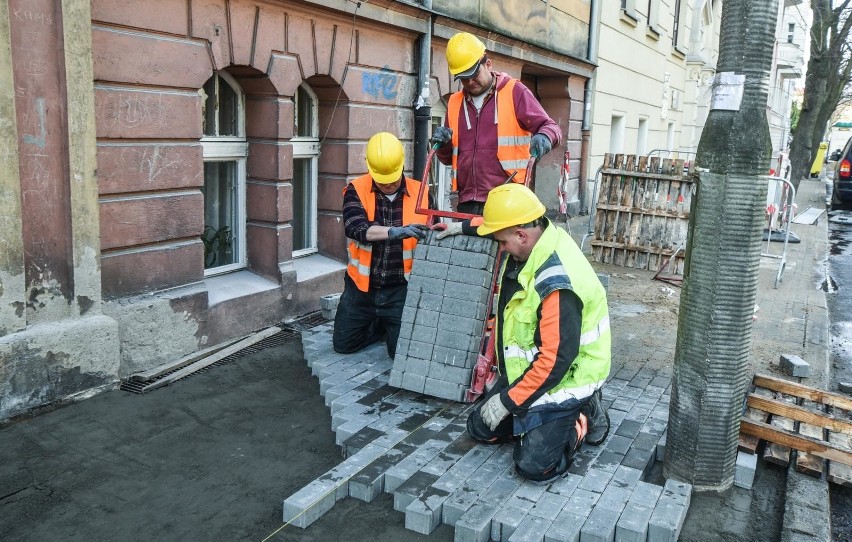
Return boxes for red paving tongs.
[414,149,537,402]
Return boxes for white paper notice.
[710,72,745,111]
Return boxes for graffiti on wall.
[361,66,398,100]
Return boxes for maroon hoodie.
[436,72,562,205]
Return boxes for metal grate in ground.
[120,311,329,394]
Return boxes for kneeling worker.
[333,132,432,359]
[459,184,611,482]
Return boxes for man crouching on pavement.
[448,184,611,483]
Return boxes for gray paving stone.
[508,515,553,542]
[426,244,452,264]
[780,353,810,377]
[443,449,514,526]
[615,502,654,542]
[609,466,643,491]
[734,450,758,489]
[561,488,600,517]
[384,423,469,492]
[440,296,489,319]
[547,472,582,497]
[424,377,466,401]
[604,435,633,456]
[628,481,663,504]
[647,487,690,542]
[455,476,525,542]
[325,369,383,406]
[596,483,631,513]
[529,491,570,520]
[614,420,643,440]
[580,504,620,542]
[621,446,655,474]
[578,468,613,494]
[545,510,585,542]
[394,470,440,512]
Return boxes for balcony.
[776,41,805,79]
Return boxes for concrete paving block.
[326,370,383,406]
[578,468,613,494]
[663,478,692,508]
[282,443,386,528]
[508,515,553,542]
[428,360,472,383]
[656,432,667,461]
[621,446,655,474]
[444,449,515,525]
[545,510,585,542]
[734,450,758,489]
[417,260,450,280]
[440,295,489,319]
[348,445,415,502]
[401,371,427,394]
[609,466,643,491]
[435,328,479,353]
[614,501,654,542]
[561,488,600,517]
[384,433,464,492]
[595,484,631,513]
[628,481,663,505]
[529,491,570,520]
[426,244,452,263]
[493,483,549,541]
[341,427,385,456]
[437,312,484,337]
[388,369,404,389]
[319,293,341,310]
[780,353,810,377]
[433,344,478,368]
[418,291,445,311]
[407,340,435,364]
[454,268,494,288]
[838,381,852,394]
[604,435,633,456]
[454,476,525,542]
[394,469,440,512]
[647,490,689,542]
[424,377,465,401]
[547,472,583,497]
[282,478,337,528]
[590,450,622,474]
[579,504,620,542]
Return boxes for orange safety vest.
[446,78,531,190]
[345,174,429,292]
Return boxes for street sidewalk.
[0,179,834,542]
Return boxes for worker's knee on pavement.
[466,408,513,443]
[514,449,569,482]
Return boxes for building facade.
[0,0,595,419]
[589,0,722,180]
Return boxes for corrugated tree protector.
[663,0,779,491]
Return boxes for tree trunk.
[663,0,778,492]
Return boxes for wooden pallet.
[739,374,852,486]
[590,153,693,272]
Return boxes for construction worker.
[454,184,611,483]
[333,132,432,359]
[431,32,561,217]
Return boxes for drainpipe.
[413,0,433,178]
[579,0,600,214]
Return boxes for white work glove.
[430,221,463,240]
[480,394,510,431]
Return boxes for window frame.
[200,71,248,277]
[291,83,320,258]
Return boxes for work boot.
[583,388,610,446]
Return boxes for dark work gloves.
[530,133,552,159]
[431,127,453,148]
[387,224,430,240]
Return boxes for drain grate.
[120,311,329,394]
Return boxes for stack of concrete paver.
[389,232,498,401]
[283,323,693,541]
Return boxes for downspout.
[579,0,600,214]
[413,0,433,179]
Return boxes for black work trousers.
[467,377,587,482]
[332,274,407,359]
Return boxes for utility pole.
[663,0,779,491]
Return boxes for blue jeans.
[332,275,407,358]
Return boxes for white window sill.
[205,270,280,307]
[293,253,347,283]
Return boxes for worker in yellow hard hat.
[462,183,612,483]
[431,31,561,218]
[333,132,433,358]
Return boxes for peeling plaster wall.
[0,315,120,419]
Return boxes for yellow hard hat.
[446,32,486,79]
[477,184,546,236]
[365,132,404,184]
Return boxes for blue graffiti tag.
[362,66,398,100]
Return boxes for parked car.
[829,148,843,162]
[832,137,852,209]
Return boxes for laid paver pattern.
[284,324,691,540]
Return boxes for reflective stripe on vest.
[498,223,611,401]
[446,78,531,191]
[344,174,428,292]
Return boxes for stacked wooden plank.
[738,373,852,487]
[591,153,693,272]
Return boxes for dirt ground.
[0,342,451,542]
